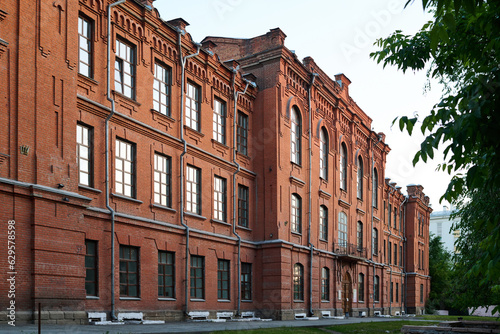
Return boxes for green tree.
[427,234,453,312]
[370,0,500,313]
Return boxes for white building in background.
[429,206,460,254]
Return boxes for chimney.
[167,18,190,32]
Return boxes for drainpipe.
[307,73,318,317]
[106,0,126,321]
[399,196,407,315]
[231,72,254,316]
[370,134,382,316]
[387,184,396,315]
[175,27,201,315]
[402,197,408,315]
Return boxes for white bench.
[187,311,210,321]
[217,311,234,320]
[321,311,345,319]
[117,312,143,322]
[295,312,319,320]
[88,312,107,322]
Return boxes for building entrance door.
[342,272,352,316]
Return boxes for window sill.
[86,296,99,300]
[242,300,253,303]
[217,299,231,303]
[236,151,250,161]
[184,212,207,220]
[112,193,143,204]
[158,297,176,301]
[79,185,102,194]
[113,90,141,106]
[211,219,231,226]
[321,300,330,303]
[319,238,328,243]
[211,139,229,149]
[152,204,176,213]
[293,300,304,303]
[78,73,99,85]
[236,225,252,232]
[190,299,205,302]
[291,161,302,169]
[151,109,175,122]
[119,297,141,300]
[184,125,204,137]
[291,231,302,236]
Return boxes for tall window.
[78,16,92,77]
[85,240,98,296]
[217,259,230,300]
[394,243,398,266]
[388,203,392,226]
[77,124,93,187]
[185,82,200,131]
[153,154,171,207]
[158,251,174,298]
[237,111,248,155]
[186,165,201,215]
[115,39,135,99]
[119,246,139,297]
[153,63,171,116]
[338,212,348,247]
[241,263,252,301]
[358,273,364,302]
[115,139,135,197]
[399,209,403,231]
[290,107,301,165]
[388,242,392,265]
[372,168,378,208]
[396,283,399,302]
[321,267,330,301]
[374,275,380,302]
[357,156,363,199]
[213,98,226,144]
[238,185,249,228]
[291,194,302,233]
[190,255,204,299]
[320,128,328,179]
[394,209,398,229]
[357,221,363,250]
[390,282,394,302]
[372,228,378,255]
[340,143,347,191]
[319,205,328,240]
[213,176,227,222]
[420,284,424,303]
[293,263,304,301]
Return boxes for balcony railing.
[333,241,367,260]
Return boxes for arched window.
[374,275,380,302]
[321,267,330,301]
[291,107,301,165]
[340,143,347,191]
[372,228,378,255]
[338,212,348,248]
[372,168,378,208]
[357,156,363,199]
[320,128,328,179]
[319,205,328,240]
[293,263,304,301]
[291,194,302,234]
[357,221,363,250]
[358,273,365,302]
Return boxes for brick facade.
[0,0,431,324]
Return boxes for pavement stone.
[0,317,437,334]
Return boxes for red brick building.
[0,0,431,324]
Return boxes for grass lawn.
[418,315,499,322]
[327,320,438,333]
[210,328,324,334]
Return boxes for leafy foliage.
[371,0,500,312]
[426,234,453,312]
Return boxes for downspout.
[231,72,254,316]
[370,134,382,315]
[106,0,126,321]
[387,185,396,315]
[307,73,318,317]
[398,196,407,315]
[175,27,201,315]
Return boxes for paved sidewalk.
[0,317,431,334]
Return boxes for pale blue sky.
[154,0,451,210]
